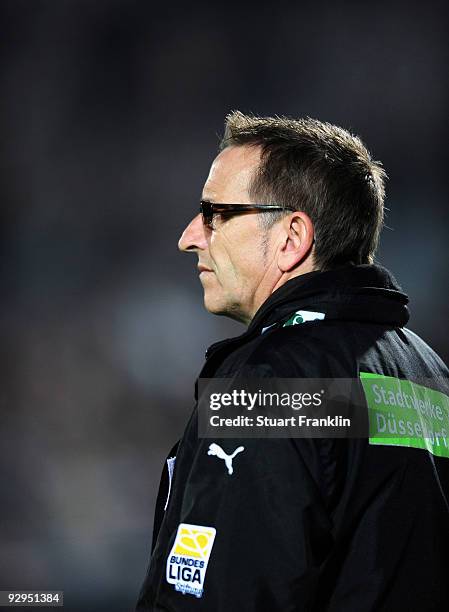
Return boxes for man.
[137,112,449,611]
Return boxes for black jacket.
[137,265,449,612]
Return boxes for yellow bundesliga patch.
[166,523,217,598]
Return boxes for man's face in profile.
[178,146,278,324]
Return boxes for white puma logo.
[207,443,245,475]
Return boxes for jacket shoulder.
[237,321,359,378]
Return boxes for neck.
[271,259,317,296]
[245,259,318,325]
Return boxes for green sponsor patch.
[360,372,449,458]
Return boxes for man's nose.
[178,214,208,252]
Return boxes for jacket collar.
[248,263,409,333]
[204,264,409,362]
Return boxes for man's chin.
[203,292,225,316]
[203,293,247,324]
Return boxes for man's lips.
[198,264,214,273]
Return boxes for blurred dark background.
[0,0,447,610]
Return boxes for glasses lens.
[200,202,213,227]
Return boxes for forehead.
[202,145,262,203]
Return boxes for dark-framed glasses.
[200,200,295,228]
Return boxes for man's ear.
[278,212,315,272]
